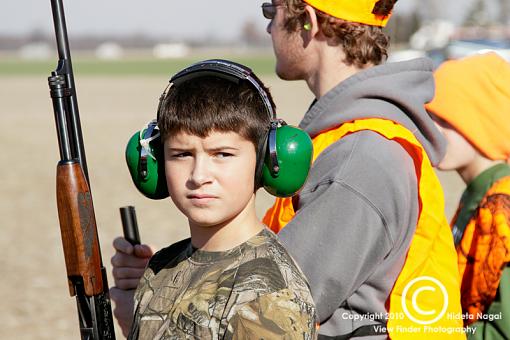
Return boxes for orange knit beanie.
[426,52,510,161]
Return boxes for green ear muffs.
[262,123,313,197]
[125,120,168,200]
[125,59,313,200]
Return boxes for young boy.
[126,65,317,339]
[426,52,510,339]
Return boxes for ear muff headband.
[159,60,281,179]
[163,59,276,121]
[126,59,313,199]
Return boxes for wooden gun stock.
[55,163,115,339]
[56,160,103,297]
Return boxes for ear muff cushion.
[262,125,313,197]
[125,130,168,200]
[254,130,270,190]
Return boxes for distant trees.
[385,11,422,45]
[240,19,269,47]
[385,0,510,48]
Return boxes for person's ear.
[303,5,319,38]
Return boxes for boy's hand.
[111,237,153,289]
[110,236,154,336]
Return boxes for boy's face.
[433,117,477,171]
[164,130,257,228]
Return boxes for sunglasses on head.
[261,2,283,20]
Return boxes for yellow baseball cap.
[303,0,393,27]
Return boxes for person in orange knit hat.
[426,52,510,340]
[110,1,465,339]
[427,52,510,162]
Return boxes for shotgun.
[48,0,116,338]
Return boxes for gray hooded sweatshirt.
[277,58,446,338]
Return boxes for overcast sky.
[2,0,421,40]
[1,1,490,41]
[3,1,269,40]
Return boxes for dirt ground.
[0,75,464,339]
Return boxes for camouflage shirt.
[128,228,318,340]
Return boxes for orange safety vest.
[263,118,465,339]
[456,176,510,322]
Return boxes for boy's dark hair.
[158,76,271,155]
[283,0,397,68]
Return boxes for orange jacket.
[264,118,465,339]
[454,175,510,322]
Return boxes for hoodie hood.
[299,58,446,166]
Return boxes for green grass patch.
[0,55,276,76]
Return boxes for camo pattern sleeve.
[225,289,317,339]
[128,228,317,340]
